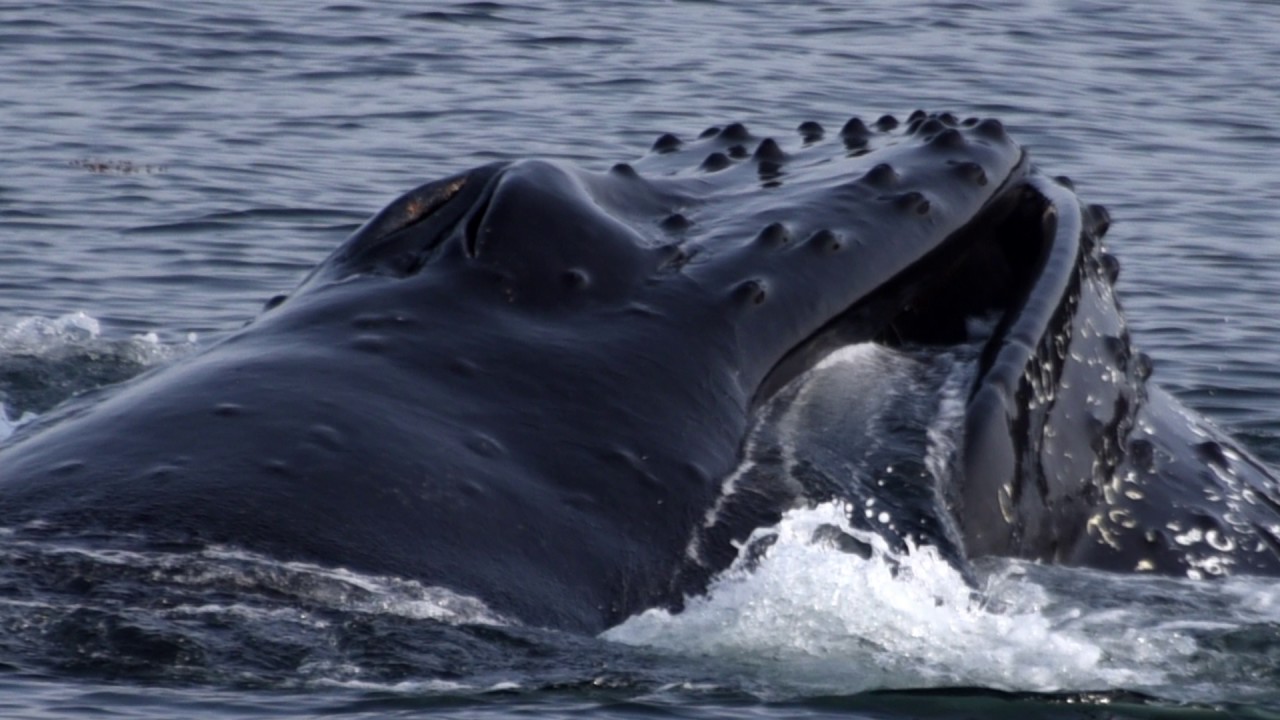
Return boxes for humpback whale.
[2,111,1278,632]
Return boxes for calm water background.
[1,1,1279,718]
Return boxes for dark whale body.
[2,111,1279,632]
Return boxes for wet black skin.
[1,112,1278,632]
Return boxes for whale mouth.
[756,174,1055,409]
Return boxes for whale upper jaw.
[291,113,1037,414]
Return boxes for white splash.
[0,311,103,351]
[0,312,201,441]
[606,501,1169,696]
[0,311,197,364]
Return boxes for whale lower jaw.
[684,175,1072,589]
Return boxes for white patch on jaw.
[687,334,981,574]
[686,343,910,565]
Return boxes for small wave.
[0,537,508,628]
[0,532,512,686]
[309,676,478,693]
[194,546,511,626]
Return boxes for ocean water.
[2,1,1280,718]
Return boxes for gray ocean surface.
[2,1,1279,718]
